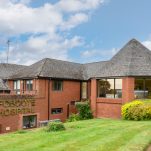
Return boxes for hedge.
[122,100,151,121]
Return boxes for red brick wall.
[0,115,19,133]
[96,98,122,119]
[90,77,135,119]
[87,80,91,99]
[0,79,81,133]
[90,79,97,117]
[49,80,81,121]
[0,77,135,133]
[122,77,135,103]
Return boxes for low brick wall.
[96,98,122,119]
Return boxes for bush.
[46,122,65,132]
[122,100,151,121]
[76,101,93,120]
[15,130,27,134]
[67,114,80,122]
[122,100,143,120]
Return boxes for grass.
[0,119,151,151]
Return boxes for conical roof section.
[93,39,151,77]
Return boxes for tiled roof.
[0,79,9,90]
[7,39,151,80]
[91,39,151,78]
[10,58,83,80]
[0,63,26,90]
[0,63,26,79]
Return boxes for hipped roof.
[8,39,151,80]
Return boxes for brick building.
[0,39,151,133]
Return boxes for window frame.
[97,78,122,99]
[81,81,88,99]
[22,115,37,129]
[135,78,151,99]
[51,108,63,114]
[26,79,33,91]
[13,80,20,94]
[52,80,63,91]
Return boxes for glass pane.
[51,108,63,114]
[106,79,114,98]
[81,82,87,99]
[115,79,122,98]
[23,115,37,129]
[14,81,16,90]
[53,81,63,91]
[134,79,144,99]
[26,80,33,91]
[98,79,106,97]
[145,79,151,99]
[17,80,20,89]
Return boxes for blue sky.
[0,0,151,65]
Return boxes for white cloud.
[56,0,104,13]
[0,3,62,35]
[143,39,151,50]
[61,13,89,30]
[81,48,118,62]
[0,35,83,65]
[0,0,104,65]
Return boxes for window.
[115,79,122,98]
[23,115,37,129]
[52,80,63,91]
[0,90,3,94]
[135,78,151,99]
[4,90,10,94]
[97,79,122,98]
[51,108,63,114]
[26,80,33,91]
[97,79,106,97]
[106,79,114,98]
[81,82,87,99]
[14,80,20,94]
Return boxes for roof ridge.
[84,60,108,65]
[0,63,27,67]
[45,57,82,65]
[37,58,48,77]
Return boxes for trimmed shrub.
[46,122,65,132]
[122,100,143,120]
[76,101,93,120]
[67,114,80,122]
[122,100,151,121]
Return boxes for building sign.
[0,95,35,116]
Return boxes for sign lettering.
[0,97,36,116]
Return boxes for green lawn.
[0,119,151,151]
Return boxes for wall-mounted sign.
[0,95,36,116]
